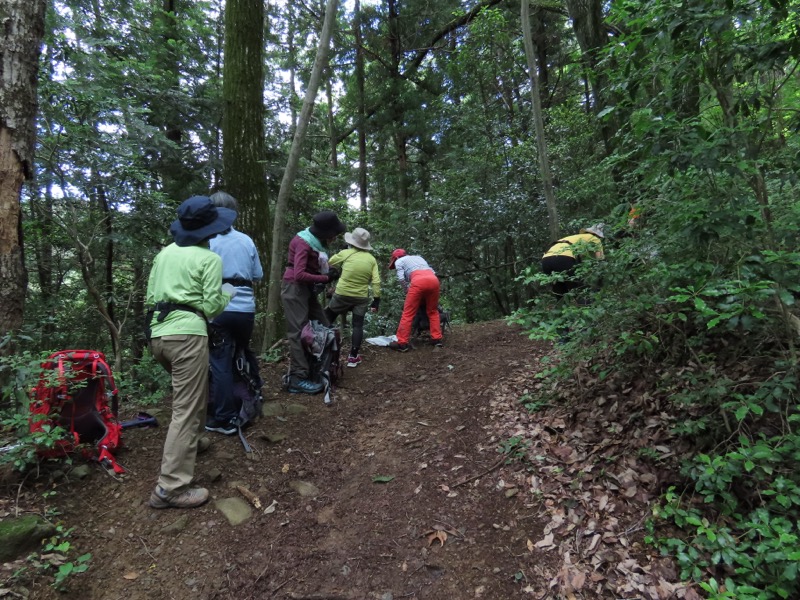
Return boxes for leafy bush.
[115,350,171,406]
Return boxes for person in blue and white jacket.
[205,191,264,435]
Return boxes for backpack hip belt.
[145,302,206,342]
[223,277,253,288]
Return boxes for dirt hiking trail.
[2,320,697,600]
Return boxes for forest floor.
[1,319,703,599]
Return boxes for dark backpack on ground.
[29,350,124,473]
[231,346,264,452]
[283,320,343,405]
[412,304,451,337]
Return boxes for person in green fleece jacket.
[324,227,381,368]
[145,196,236,509]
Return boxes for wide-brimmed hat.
[388,248,407,270]
[309,210,346,240]
[582,223,605,239]
[344,227,372,251]
[169,196,237,247]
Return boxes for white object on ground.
[365,335,398,347]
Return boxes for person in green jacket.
[324,227,381,368]
[145,196,236,509]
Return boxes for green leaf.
[597,106,616,118]
[372,475,395,483]
[694,297,710,312]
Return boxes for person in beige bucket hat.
[324,227,381,367]
[344,227,373,251]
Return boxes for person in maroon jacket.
[281,210,346,394]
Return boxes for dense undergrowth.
[511,196,800,599]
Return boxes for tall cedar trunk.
[354,0,368,210]
[222,0,272,347]
[521,0,559,241]
[0,0,46,346]
[264,0,338,347]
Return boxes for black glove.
[370,297,380,310]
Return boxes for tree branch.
[335,0,509,145]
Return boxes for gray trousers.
[281,280,328,380]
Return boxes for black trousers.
[541,255,581,299]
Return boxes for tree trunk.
[326,77,338,169]
[153,0,195,201]
[90,178,116,327]
[387,0,410,208]
[563,0,615,150]
[212,0,224,186]
[0,0,47,346]
[74,232,124,373]
[222,0,272,346]
[32,181,55,330]
[264,0,339,347]
[521,0,559,241]
[354,0,368,211]
[287,2,299,136]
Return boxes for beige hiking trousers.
[150,334,208,494]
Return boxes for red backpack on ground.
[29,350,124,474]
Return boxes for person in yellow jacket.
[541,224,605,298]
[324,227,381,368]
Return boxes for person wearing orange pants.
[387,249,442,351]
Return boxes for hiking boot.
[389,341,410,352]
[149,485,209,509]
[287,378,324,394]
[346,355,363,368]
[205,420,237,435]
[431,338,444,348]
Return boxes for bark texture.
[222,0,272,343]
[0,0,47,338]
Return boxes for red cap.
[388,248,406,269]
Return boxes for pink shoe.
[346,355,363,368]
